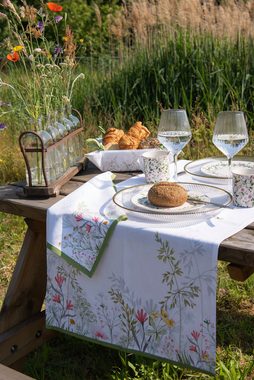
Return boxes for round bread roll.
[148,182,188,207]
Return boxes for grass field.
[1,3,254,377]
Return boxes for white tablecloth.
[46,161,254,375]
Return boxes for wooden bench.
[0,364,35,380]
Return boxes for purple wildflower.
[54,15,63,23]
[37,21,44,32]
[54,45,63,55]
[0,123,7,131]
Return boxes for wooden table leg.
[227,263,254,282]
[0,218,55,365]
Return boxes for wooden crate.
[19,127,87,197]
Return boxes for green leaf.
[86,138,105,151]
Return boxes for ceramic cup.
[232,168,254,208]
[141,150,170,183]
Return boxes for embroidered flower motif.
[55,273,65,287]
[164,318,175,327]
[52,294,61,303]
[85,224,92,233]
[92,216,99,222]
[75,213,83,222]
[189,345,197,352]
[95,330,107,339]
[69,318,75,325]
[66,300,74,310]
[191,330,200,341]
[135,309,148,324]
[160,309,175,327]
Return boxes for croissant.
[118,134,140,150]
[103,128,124,145]
[128,121,150,141]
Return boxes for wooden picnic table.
[1,163,254,367]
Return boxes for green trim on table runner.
[111,173,118,193]
[45,324,214,376]
[47,214,127,278]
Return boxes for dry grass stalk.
[64,25,76,63]
[109,0,254,44]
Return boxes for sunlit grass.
[1,25,254,380]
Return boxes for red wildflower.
[189,345,197,352]
[55,273,65,287]
[191,330,200,341]
[135,309,148,324]
[47,2,63,12]
[66,300,74,310]
[52,294,61,303]
[7,51,20,62]
[85,223,92,233]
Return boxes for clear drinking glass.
[212,111,249,177]
[157,109,192,181]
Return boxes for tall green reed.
[81,30,254,136]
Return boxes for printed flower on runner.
[189,345,197,352]
[136,309,148,324]
[66,300,74,310]
[191,330,200,341]
[52,294,61,303]
[55,273,65,287]
[75,213,83,222]
[95,330,107,339]
[85,224,92,233]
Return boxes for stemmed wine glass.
[157,109,192,181]
[212,111,249,177]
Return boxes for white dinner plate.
[184,156,254,183]
[109,182,232,225]
[201,160,254,178]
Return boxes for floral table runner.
[46,164,254,375]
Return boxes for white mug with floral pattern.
[232,168,254,208]
[141,150,170,183]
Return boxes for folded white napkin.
[46,172,126,277]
